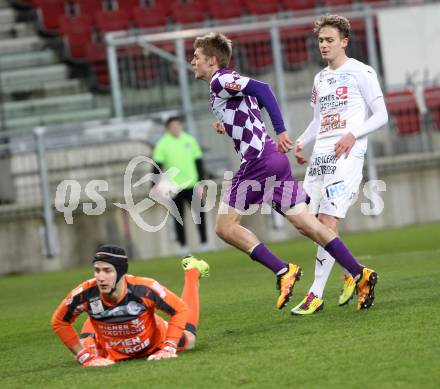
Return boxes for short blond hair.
[314,14,351,39]
[193,32,232,68]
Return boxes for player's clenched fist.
[212,121,225,134]
[76,349,115,367]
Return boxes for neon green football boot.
[338,274,356,306]
[290,292,324,316]
[181,256,210,278]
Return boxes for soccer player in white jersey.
[191,31,379,312]
[291,15,388,315]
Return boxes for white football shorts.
[303,152,364,218]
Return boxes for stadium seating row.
[17,0,387,34]
[386,87,440,135]
[13,0,376,89]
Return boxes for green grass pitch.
[1,222,439,388]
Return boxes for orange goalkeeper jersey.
[51,275,189,361]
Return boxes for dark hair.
[194,32,232,68]
[165,116,182,128]
[314,14,351,39]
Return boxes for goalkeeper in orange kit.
[51,245,209,367]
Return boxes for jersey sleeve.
[51,283,89,350]
[358,66,384,108]
[310,73,320,108]
[140,278,189,346]
[211,71,250,99]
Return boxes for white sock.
[309,246,336,299]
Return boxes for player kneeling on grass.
[51,245,209,367]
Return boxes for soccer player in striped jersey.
[191,32,378,312]
[51,245,209,367]
[291,15,388,315]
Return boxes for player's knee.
[318,214,337,232]
[215,221,231,241]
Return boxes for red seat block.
[245,0,279,15]
[60,15,93,60]
[322,0,354,6]
[424,86,440,130]
[86,42,109,88]
[280,26,310,67]
[132,3,170,29]
[282,0,316,12]
[234,32,273,74]
[35,0,65,32]
[386,90,422,135]
[96,9,131,33]
[75,0,103,18]
[170,0,207,24]
[207,0,244,20]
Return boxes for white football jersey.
[310,58,383,156]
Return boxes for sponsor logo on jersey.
[319,94,348,110]
[225,82,241,91]
[326,77,337,85]
[127,301,143,315]
[339,73,350,82]
[90,298,105,314]
[320,113,347,134]
[335,86,348,99]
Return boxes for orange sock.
[181,269,200,334]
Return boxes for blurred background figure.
[153,116,209,254]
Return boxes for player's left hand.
[334,132,356,159]
[277,131,293,153]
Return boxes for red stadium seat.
[170,0,207,25]
[86,42,109,88]
[424,86,440,131]
[280,26,310,68]
[75,0,104,18]
[244,0,280,15]
[132,3,170,29]
[386,90,422,135]
[34,0,66,33]
[282,0,316,12]
[60,15,93,60]
[96,9,131,33]
[234,32,273,74]
[207,0,244,20]
[116,0,141,13]
[322,0,354,6]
